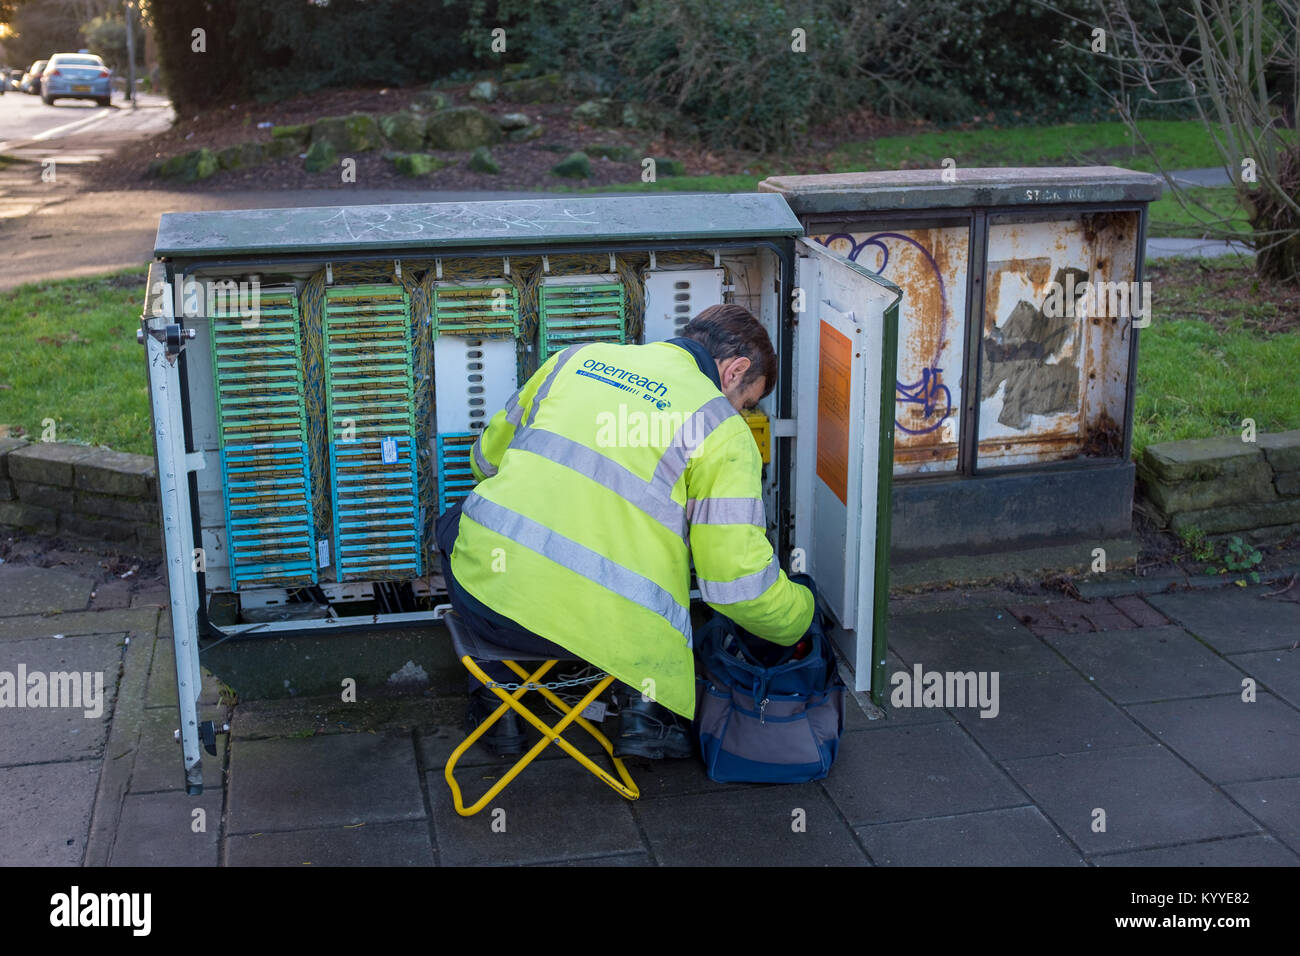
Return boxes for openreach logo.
[0,666,104,718]
[890,664,1000,718]
[50,887,151,936]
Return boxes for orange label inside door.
[816,322,851,505]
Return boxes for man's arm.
[468,349,563,482]
[686,427,814,644]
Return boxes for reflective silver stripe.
[471,437,496,478]
[651,396,737,496]
[697,554,780,605]
[687,496,765,527]
[463,491,693,643]
[525,345,584,429]
[504,390,525,427]
[511,428,685,539]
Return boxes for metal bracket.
[184,452,206,473]
[137,322,195,357]
[176,720,229,756]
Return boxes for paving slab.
[1223,777,1300,853]
[1145,589,1300,653]
[0,633,123,765]
[429,758,644,866]
[227,732,425,833]
[0,564,94,615]
[537,852,651,866]
[0,606,159,641]
[1127,693,1300,783]
[1004,744,1260,854]
[855,806,1083,866]
[868,649,959,727]
[1227,647,1300,710]
[1092,835,1300,866]
[950,669,1150,760]
[635,783,868,866]
[821,722,1025,825]
[227,820,435,866]
[1040,625,1245,704]
[1108,594,1171,628]
[887,606,1066,674]
[127,706,227,794]
[109,789,223,866]
[144,634,223,710]
[0,760,100,866]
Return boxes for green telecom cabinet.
[142,193,901,792]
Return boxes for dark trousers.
[436,500,570,691]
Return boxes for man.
[437,303,814,757]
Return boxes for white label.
[318,539,330,568]
[381,437,398,464]
[580,700,607,722]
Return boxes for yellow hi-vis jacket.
[450,340,814,718]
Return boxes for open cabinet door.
[141,263,207,794]
[792,239,900,702]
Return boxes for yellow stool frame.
[443,614,639,817]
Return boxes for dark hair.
[680,304,778,398]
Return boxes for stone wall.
[1138,430,1300,544]
[0,439,161,557]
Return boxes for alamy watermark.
[890,664,999,718]
[1042,272,1151,327]
[148,277,262,322]
[0,666,104,718]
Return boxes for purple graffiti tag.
[817,232,953,436]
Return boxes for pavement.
[1,541,1297,867]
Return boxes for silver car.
[41,53,112,107]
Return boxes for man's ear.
[720,356,752,389]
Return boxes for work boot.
[613,691,693,760]
[464,685,526,757]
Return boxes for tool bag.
[693,574,846,783]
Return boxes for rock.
[502,63,530,80]
[388,152,445,176]
[269,123,310,144]
[572,97,621,127]
[311,113,382,153]
[622,102,698,138]
[500,72,564,103]
[424,106,502,150]
[378,111,426,151]
[410,88,450,113]
[468,80,497,102]
[468,146,499,174]
[507,123,544,142]
[217,141,265,171]
[564,70,613,96]
[157,147,219,182]
[497,112,531,131]
[264,135,301,159]
[584,142,638,163]
[304,139,338,173]
[551,152,592,178]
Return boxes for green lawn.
[0,266,153,455]
[1133,257,1300,456]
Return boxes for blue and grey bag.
[693,575,845,783]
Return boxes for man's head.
[679,304,778,412]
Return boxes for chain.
[484,672,605,692]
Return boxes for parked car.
[41,53,112,106]
[20,60,48,94]
[5,69,20,91]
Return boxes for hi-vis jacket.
[450,339,814,718]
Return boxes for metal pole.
[124,0,137,109]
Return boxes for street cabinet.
[760,167,1163,566]
[142,193,901,792]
